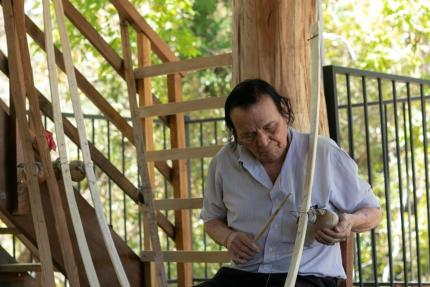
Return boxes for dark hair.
[224,79,294,142]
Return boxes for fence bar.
[361,76,379,286]
[406,83,422,286]
[420,83,430,275]
[375,78,390,286]
[392,80,408,285]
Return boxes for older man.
[198,79,381,287]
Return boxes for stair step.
[0,227,20,235]
[0,263,41,272]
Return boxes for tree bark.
[232,0,328,134]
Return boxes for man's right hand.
[225,231,260,264]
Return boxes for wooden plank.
[120,18,167,287]
[42,0,99,284]
[140,251,230,263]
[110,0,181,66]
[51,0,131,284]
[0,95,14,213]
[14,0,82,285]
[62,0,123,73]
[0,227,20,235]
[137,33,158,287]
[0,246,39,286]
[2,0,56,285]
[154,198,202,210]
[25,16,134,145]
[0,182,146,286]
[167,74,192,287]
[135,53,232,78]
[0,263,41,273]
[137,33,156,194]
[284,18,322,287]
[25,14,174,185]
[138,96,226,118]
[0,97,9,115]
[2,50,176,239]
[340,235,354,287]
[146,145,222,162]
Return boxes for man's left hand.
[314,213,353,245]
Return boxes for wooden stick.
[42,0,100,285]
[119,18,167,287]
[51,0,131,286]
[284,8,322,287]
[2,1,55,285]
[254,193,291,241]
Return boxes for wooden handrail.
[62,0,123,73]
[0,50,176,240]
[138,96,226,117]
[24,14,174,186]
[134,53,232,78]
[110,0,182,69]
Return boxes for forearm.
[350,207,382,233]
[204,218,234,247]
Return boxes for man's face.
[230,95,289,164]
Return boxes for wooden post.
[12,0,82,285]
[2,0,56,285]
[232,0,328,135]
[137,32,158,287]
[167,74,192,287]
[232,1,352,284]
[119,18,167,287]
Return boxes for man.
[198,79,381,287]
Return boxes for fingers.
[315,228,342,245]
[315,219,351,245]
[226,232,260,264]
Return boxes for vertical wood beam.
[137,32,157,287]
[232,1,352,283]
[120,18,167,287]
[13,0,81,285]
[0,96,15,212]
[2,0,55,285]
[167,74,192,287]
[232,0,328,135]
[340,235,354,287]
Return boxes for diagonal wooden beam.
[0,50,175,239]
[62,0,123,74]
[2,0,55,285]
[24,15,173,184]
[62,0,170,123]
[110,0,180,66]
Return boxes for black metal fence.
[324,65,430,286]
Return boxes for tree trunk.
[232,0,328,134]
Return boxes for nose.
[256,130,270,147]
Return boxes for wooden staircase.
[0,0,231,285]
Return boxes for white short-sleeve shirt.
[200,128,379,278]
